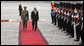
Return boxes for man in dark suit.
[18,4,22,16]
[31,7,39,31]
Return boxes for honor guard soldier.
[56,4,60,26]
[62,3,67,34]
[51,7,56,25]
[74,3,83,43]
[61,3,65,31]
[54,3,59,25]
[60,2,64,30]
[79,4,83,45]
[67,3,74,38]
[68,4,75,38]
[64,3,70,35]
[62,3,67,32]
[73,3,81,42]
[53,7,57,25]
[58,2,62,29]
[51,1,54,24]
[51,8,54,24]
[58,3,62,29]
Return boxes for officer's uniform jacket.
[21,10,29,22]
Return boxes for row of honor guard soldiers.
[51,2,83,45]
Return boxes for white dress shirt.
[34,11,37,14]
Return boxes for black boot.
[74,39,79,42]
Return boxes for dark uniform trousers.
[70,24,74,37]
[59,13,63,29]
[81,28,83,43]
[58,16,61,29]
[61,17,64,29]
[68,20,74,37]
[65,19,69,33]
[63,18,66,31]
[81,20,83,43]
[53,15,56,25]
[76,24,81,41]
[51,15,54,23]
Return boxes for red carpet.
[18,22,49,45]
[1,20,9,22]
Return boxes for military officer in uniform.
[21,6,29,32]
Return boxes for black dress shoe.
[57,26,59,27]
[58,28,61,30]
[51,22,53,24]
[68,36,74,38]
[66,33,69,35]
[54,24,56,25]
[79,43,83,45]
[74,39,79,42]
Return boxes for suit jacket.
[31,11,39,21]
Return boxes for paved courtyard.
[1,1,81,45]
